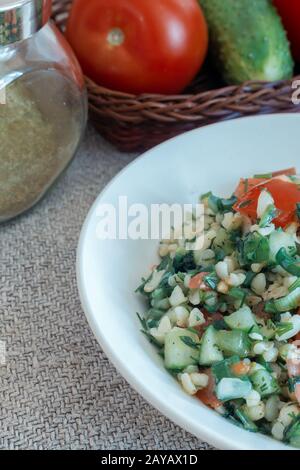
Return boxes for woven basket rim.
[51,0,300,152]
[85,74,300,101]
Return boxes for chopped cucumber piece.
[228,287,247,304]
[217,330,252,357]
[164,327,199,371]
[151,298,170,311]
[151,287,171,300]
[243,271,256,288]
[265,287,300,313]
[216,377,252,402]
[250,369,280,397]
[276,248,300,277]
[242,232,270,264]
[275,315,300,341]
[199,326,224,366]
[212,356,240,381]
[203,272,219,291]
[269,230,296,263]
[224,306,257,332]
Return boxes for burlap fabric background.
[0,126,214,450]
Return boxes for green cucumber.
[211,356,241,381]
[269,230,296,263]
[250,369,280,397]
[275,315,300,341]
[216,377,252,402]
[276,248,300,277]
[150,298,170,311]
[164,328,199,371]
[217,330,252,358]
[199,326,224,366]
[199,0,294,85]
[265,287,300,313]
[242,232,270,264]
[224,306,257,332]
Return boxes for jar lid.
[0,0,52,46]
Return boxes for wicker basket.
[52,0,300,153]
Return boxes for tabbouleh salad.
[136,167,300,448]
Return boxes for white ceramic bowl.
[77,114,300,450]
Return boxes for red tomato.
[193,312,224,337]
[189,272,210,290]
[273,0,300,62]
[66,0,208,95]
[234,178,267,200]
[196,369,221,409]
[231,361,250,377]
[272,167,297,177]
[234,168,296,199]
[234,177,300,228]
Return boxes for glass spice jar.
[0,0,87,222]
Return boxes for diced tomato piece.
[272,167,296,177]
[234,177,300,228]
[234,169,296,199]
[231,361,250,377]
[189,272,210,290]
[205,311,224,324]
[234,178,267,199]
[193,311,224,337]
[196,369,221,409]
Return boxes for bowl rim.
[76,114,300,451]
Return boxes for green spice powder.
[0,75,81,221]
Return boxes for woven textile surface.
[0,126,214,450]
